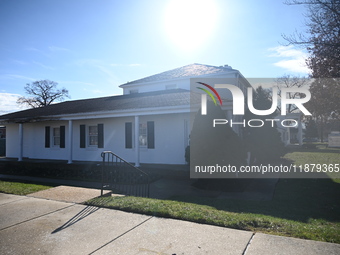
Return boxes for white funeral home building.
[0,63,252,166]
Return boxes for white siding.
[123,79,189,94]
[6,113,190,164]
[6,124,19,158]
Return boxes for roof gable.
[120,63,236,87]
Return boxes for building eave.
[0,104,196,124]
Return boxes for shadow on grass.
[298,149,340,154]
[170,173,340,223]
[289,146,340,154]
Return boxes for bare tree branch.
[17,80,70,108]
[275,75,310,113]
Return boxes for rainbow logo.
[196,82,222,106]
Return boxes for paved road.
[1,193,339,255]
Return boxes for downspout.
[134,115,140,167]
[68,120,73,164]
[18,123,23,161]
[298,114,303,146]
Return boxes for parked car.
[303,138,318,142]
[302,137,318,148]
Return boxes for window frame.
[129,89,139,94]
[125,121,154,149]
[165,84,177,90]
[88,125,99,147]
[139,122,148,147]
[52,127,61,147]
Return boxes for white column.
[18,123,23,161]
[298,116,303,146]
[68,120,73,164]
[287,127,291,145]
[134,115,140,167]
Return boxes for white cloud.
[10,59,27,65]
[25,47,41,52]
[77,60,142,69]
[110,63,142,67]
[25,47,50,57]
[7,74,36,81]
[48,46,70,52]
[268,45,311,74]
[83,88,104,94]
[33,61,55,70]
[75,59,102,66]
[0,93,26,115]
[60,80,95,86]
[75,59,118,79]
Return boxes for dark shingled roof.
[120,63,236,86]
[0,89,197,122]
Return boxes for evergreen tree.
[190,101,246,173]
[244,86,286,163]
[304,117,319,138]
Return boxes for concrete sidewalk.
[0,174,279,201]
[1,193,339,255]
[28,185,111,203]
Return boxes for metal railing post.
[100,151,149,197]
[100,152,105,196]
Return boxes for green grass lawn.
[0,180,53,195]
[283,145,340,180]
[86,146,340,244]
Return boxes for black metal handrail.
[100,151,149,197]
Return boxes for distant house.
[275,113,304,146]
[328,131,340,148]
[0,63,252,165]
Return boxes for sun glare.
[164,0,219,51]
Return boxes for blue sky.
[0,0,309,114]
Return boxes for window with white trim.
[129,89,138,94]
[166,84,177,90]
[139,123,147,147]
[125,121,154,149]
[53,127,60,146]
[88,125,98,146]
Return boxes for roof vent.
[224,64,232,69]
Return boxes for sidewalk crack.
[0,204,74,231]
[242,232,255,255]
[89,216,153,255]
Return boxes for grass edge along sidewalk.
[0,180,53,195]
[1,177,339,244]
[85,182,340,245]
[1,146,339,244]
[86,146,340,244]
